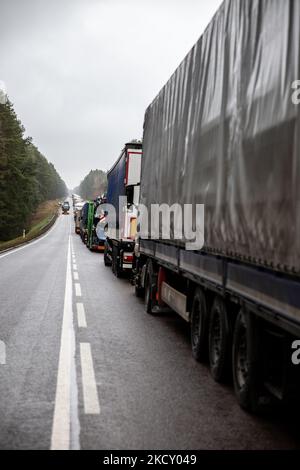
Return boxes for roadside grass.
[0,199,61,252]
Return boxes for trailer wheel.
[232,310,261,412]
[104,243,111,267]
[209,297,231,383]
[112,246,121,278]
[135,284,145,298]
[191,288,208,362]
[144,261,157,314]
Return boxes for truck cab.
[62,201,70,214]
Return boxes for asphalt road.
[0,213,299,450]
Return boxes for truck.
[74,202,85,234]
[104,140,142,277]
[61,201,70,215]
[133,0,300,412]
[89,196,107,252]
[72,194,82,208]
[80,200,106,251]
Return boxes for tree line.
[0,99,67,241]
[74,169,107,201]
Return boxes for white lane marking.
[0,218,59,260]
[77,303,87,328]
[80,343,100,415]
[75,283,82,297]
[0,341,6,365]
[73,272,79,281]
[73,264,78,270]
[51,236,80,450]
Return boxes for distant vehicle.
[72,194,82,208]
[79,200,105,251]
[94,197,108,251]
[80,202,91,244]
[74,202,85,234]
[62,201,70,215]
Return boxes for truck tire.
[104,252,111,266]
[144,260,157,314]
[135,284,145,298]
[191,288,208,362]
[209,297,231,383]
[112,245,121,278]
[104,243,111,267]
[111,246,116,274]
[232,310,261,412]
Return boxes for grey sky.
[0,0,222,188]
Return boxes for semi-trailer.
[104,140,142,277]
[74,202,85,234]
[80,201,92,244]
[79,200,105,251]
[133,0,300,412]
[89,196,107,252]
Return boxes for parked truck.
[72,194,82,208]
[133,0,300,412]
[104,140,142,277]
[89,196,107,252]
[74,202,85,235]
[80,200,105,251]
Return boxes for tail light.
[123,253,133,263]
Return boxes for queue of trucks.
[73,0,300,413]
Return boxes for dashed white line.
[73,272,79,281]
[77,303,87,328]
[73,263,78,271]
[51,236,80,450]
[75,283,82,297]
[0,340,6,365]
[80,343,100,415]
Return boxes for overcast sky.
[0,0,222,188]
